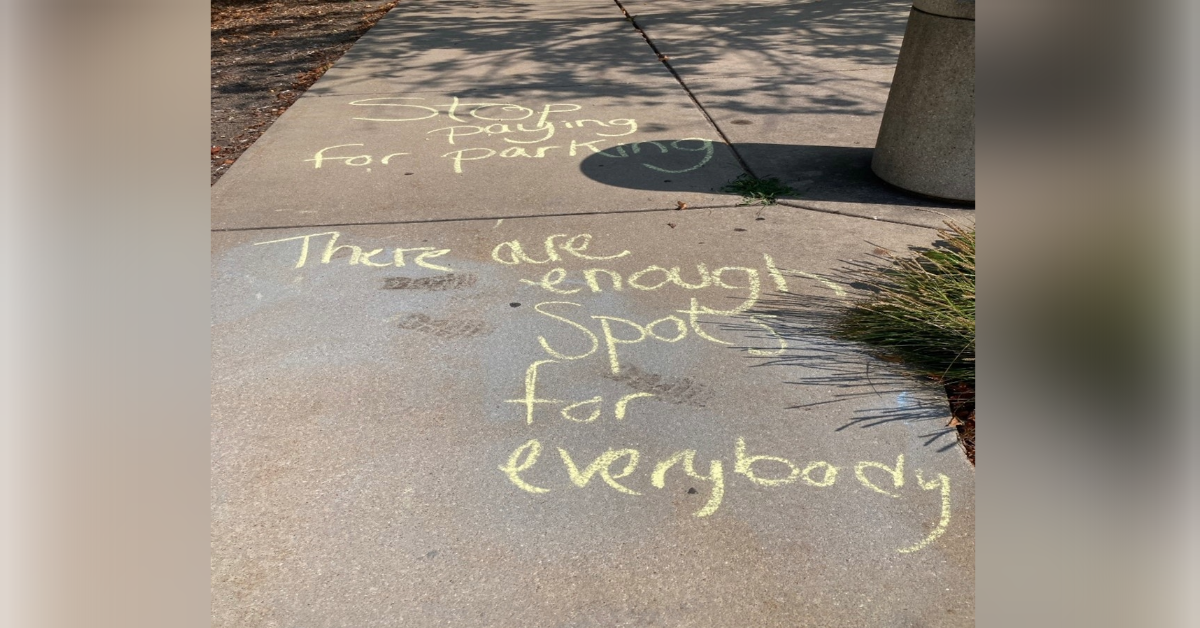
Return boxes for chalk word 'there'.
[254,231,452,271]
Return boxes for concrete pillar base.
[872,0,975,202]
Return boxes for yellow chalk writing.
[560,397,603,423]
[532,301,599,361]
[499,439,550,494]
[627,266,671,290]
[520,264,726,296]
[593,315,646,375]
[429,125,485,145]
[520,268,581,294]
[535,104,583,128]
[855,455,905,498]
[253,231,338,268]
[411,249,453,272]
[504,359,562,425]
[896,471,952,554]
[492,235,563,265]
[496,438,954,553]
[253,231,452,271]
[349,97,441,122]
[504,123,555,144]
[306,144,370,168]
[500,146,534,158]
[763,253,790,292]
[558,447,642,495]
[800,461,839,487]
[642,138,714,173]
[614,392,654,421]
[709,266,761,314]
[746,314,788,356]
[583,268,623,292]
[762,253,846,297]
[734,437,800,486]
[359,248,390,267]
[322,236,364,265]
[651,450,725,517]
[569,138,608,156]
[645,316,687,342]
[559,234,630,261]
[459,101,533,122]
[444,147,495,173]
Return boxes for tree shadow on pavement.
[300,0,911,100]
[629,0,911,77]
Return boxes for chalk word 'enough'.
[499,438,951,554]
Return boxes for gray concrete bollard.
[872,0,975,202]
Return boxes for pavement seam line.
[213,200,952,234]
[211,204,743,233]
[609,0,757,178]
[774,200,947,230]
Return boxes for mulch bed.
[211,0,399,184]
[945,382,975,464]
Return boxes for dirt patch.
[211,0,399,184]
[604,364,715,408]
[396,314,494,339]
[945,381,975,464]
[382,274,478,291]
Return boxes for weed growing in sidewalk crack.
[721,173,797,205]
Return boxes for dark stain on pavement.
[382,273,477,291]
[605,364,714,408]
[397,313,493,339]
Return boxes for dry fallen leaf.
[676,201,687,210]
[211,146,221,155]
[223,159,234,165]
[667,223,676,228]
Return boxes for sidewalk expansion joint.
[213,201,951,234]
[610,0,756,178]
[775,200,952,230]
[211,204,741,233]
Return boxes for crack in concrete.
[609,0,757,178]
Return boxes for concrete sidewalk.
[211,1,975,625]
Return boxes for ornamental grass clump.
[834,223,975,389]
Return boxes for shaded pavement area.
[211,1,975,625]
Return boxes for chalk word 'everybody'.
[499,438,951,554]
